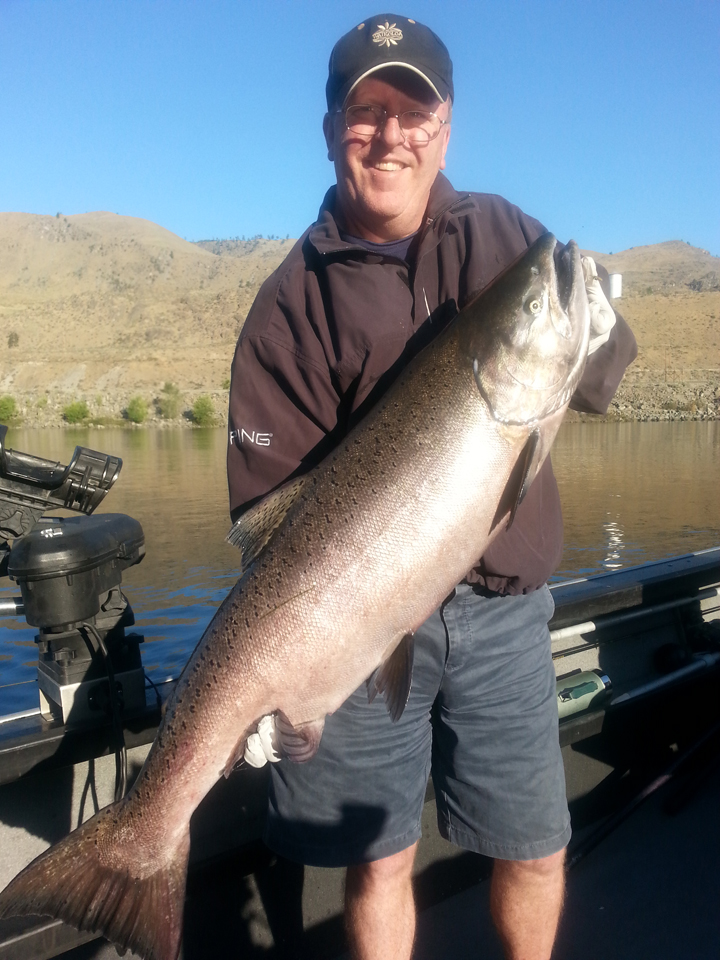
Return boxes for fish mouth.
[465,233,591,426]
[506,238,585,372]
[555,240,577,321]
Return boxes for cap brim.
[343,62,449,107]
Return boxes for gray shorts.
[264,583,570,866]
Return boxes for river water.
[1,422,718,716]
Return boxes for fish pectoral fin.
[226,475,308,569]
[276,713,326,763]
[366,632,415,722]
[491,428,542,532]
[510,428,542,526]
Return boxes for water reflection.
[551,420,719,580]
[0,422,718,715]
[603,516,624,570]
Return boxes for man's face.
[323,71,451,242]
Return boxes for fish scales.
[0,233,590,960]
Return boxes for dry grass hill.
[0,212,292,426]
[0,211,718,426]
[578,241,719,420]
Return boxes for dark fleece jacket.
[227,173,637,594]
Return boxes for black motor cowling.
[7,514,146,724]
[8,514,144,627]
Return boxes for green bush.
[63,400,89,424]
[221,377,231,390]
[36,396,48,409]
[126,396,148,424]
[7,331,19,349]
[0,396,18,424]
[191,394,215,426]
[158,382,182,419]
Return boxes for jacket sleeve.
[570,311,638,414]
[570,262,638,414]
[227,286,341,522]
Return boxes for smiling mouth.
[371,160,407,171]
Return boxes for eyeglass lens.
[344,105,441,143]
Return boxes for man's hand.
[582,256,616,355]
[243,714,281,768]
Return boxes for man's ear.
[323,113,335,161]
[439,123,451,171]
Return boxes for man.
[227,14,636,960]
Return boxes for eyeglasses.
[336,104,449,144]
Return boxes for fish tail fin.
[0,802,189,960]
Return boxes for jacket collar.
[307,173,475,259]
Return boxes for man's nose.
[378,115,405,147]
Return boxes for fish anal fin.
[226,475,308,570]
[223,728,252,779]
[0,803,189,960]
[276,713,326,763]
[224,714,326,772]
[367,632,414,722]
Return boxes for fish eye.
[525,297,543,316]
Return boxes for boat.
[0,427,718,959]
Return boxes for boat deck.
[45,751,720,959]
[1,548,719,960]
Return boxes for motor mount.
[0,428,147,726]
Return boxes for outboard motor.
[0,425,146,726]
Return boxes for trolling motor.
[0,425,146,730]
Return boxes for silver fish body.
[0,233,590,960]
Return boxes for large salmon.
[0,233,590,960]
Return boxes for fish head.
[462,233,591,425]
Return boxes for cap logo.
[372,21,403,47]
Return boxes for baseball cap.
[326,14,454,110]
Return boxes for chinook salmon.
[0,233,590,960]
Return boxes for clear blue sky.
[1,0,718,255]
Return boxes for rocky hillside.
[0,211,718,426]
[582,240,719,295]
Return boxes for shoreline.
[1,378,719,431]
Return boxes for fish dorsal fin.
[226,476,307,569]
[367,632,415,722]
[507,429,541,529]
